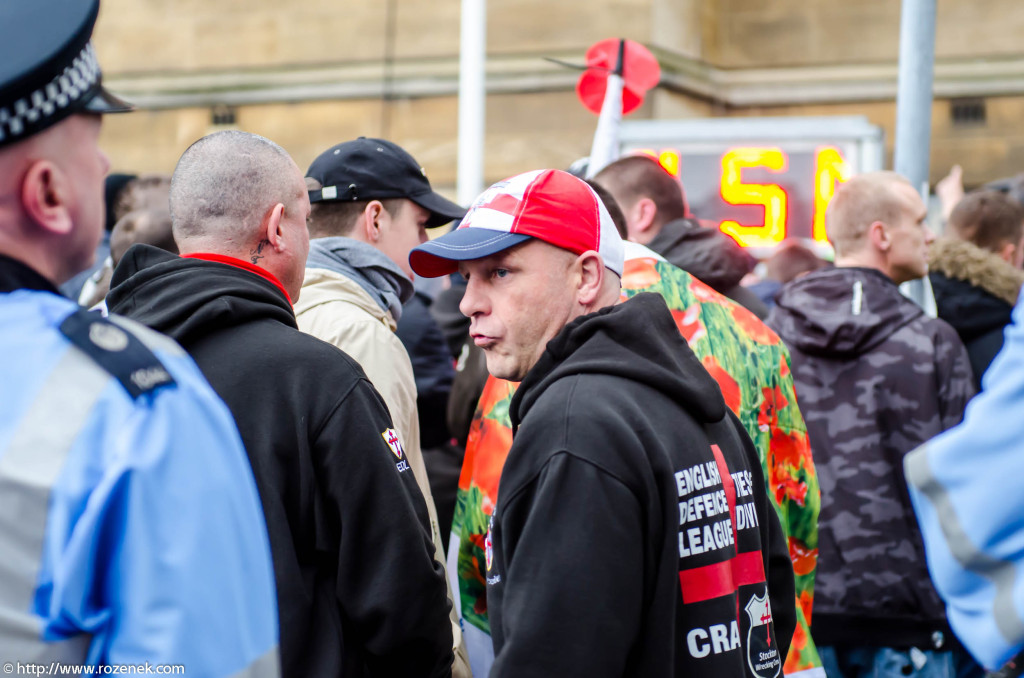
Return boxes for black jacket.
[648,218,769,319]
[108,245,453,678]
[767,267,975,648]
[486,293,795,678]
[928,237,1024,390]
[395,290,455,449]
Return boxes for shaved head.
[826,171,918,257]
[827,171,933,283]
[170,130,298,249]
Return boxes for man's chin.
[483,355,520,382]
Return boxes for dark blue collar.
[0,254,61,295]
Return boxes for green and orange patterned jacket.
[449,245,822,676]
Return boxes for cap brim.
[411,190,467,228]
[409,229,532,278]
[83,83,133,114]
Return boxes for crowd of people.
[4,1,1024,677]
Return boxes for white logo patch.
[89,323,129,352]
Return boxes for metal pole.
[893,0,938,315]
[457,0,486,207]
[380,0,397,138]
[893,0,936,192]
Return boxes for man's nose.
[459,278,484,318]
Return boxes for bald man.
[107,131,455,678]
[767,171,975,678]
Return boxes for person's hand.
[936,165,965,222]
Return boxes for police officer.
[0,3,281,673]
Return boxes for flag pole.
[585,39,626,179]
[457,0,486,206]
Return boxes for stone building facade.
[93,0,1024,194]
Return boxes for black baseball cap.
[306,137,466,228]
[0,0,132,150]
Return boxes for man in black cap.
[0,1,281,672]
[297,137,470,676]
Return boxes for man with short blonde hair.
[768,171,974,678]
[825,171,930,281]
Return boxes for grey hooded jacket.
[767,266,975,649]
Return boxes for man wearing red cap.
[411,169,796,678]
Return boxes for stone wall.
[92,0,1024,192]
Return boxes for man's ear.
[634,198,659,234]
[360,201,385,243]
[575,251,605,306]
[997,240,1017,265]
[868,221,890,252]
[21,161,73,236]
[263,202,287,253]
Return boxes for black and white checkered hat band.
[0,42,101,145]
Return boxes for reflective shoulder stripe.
[905,445,1024,644]
[228,647,281,678]
[0,344,110,657]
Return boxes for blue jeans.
[819,646,955,678]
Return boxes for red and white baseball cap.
[409,169,624,278]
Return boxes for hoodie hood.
[928,238,1023,343]
[648,218,754,291]
[107,244,296,345]
[510,292,726,431]
[768,266,922,359]
[305,237,413,322]
[928,237,1024,307]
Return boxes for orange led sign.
[633,146,852,248]
[813,147,852,243]
[719,148,789,249]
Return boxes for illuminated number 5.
[719,148,788,248]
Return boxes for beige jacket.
[295,267,470,677]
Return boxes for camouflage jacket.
[450,245,823,677]
[768,266,975,649]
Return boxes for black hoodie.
[107,245,454,678]
[486,293,795,678]
[767,267,975,648]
